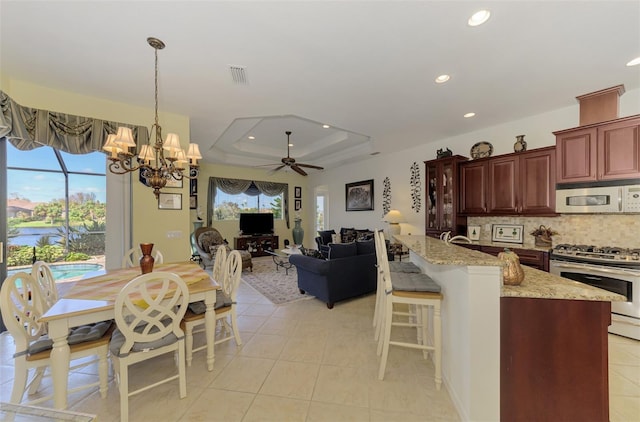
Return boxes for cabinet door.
[426,164,439,231]
[520,148,556,215]
[598,118,640,180]
[441,160,455,231]
[459,161,488,214]
[556,128,597,183]
[488,156,518,214]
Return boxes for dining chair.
[0,272,112,405]
[121,246,164,268]
[373,230,443,389]
[31,261,57,311]
[182,249,242,367]
[110,271,189,422]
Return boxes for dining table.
[40,261,220,410]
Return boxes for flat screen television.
[239,213,274,236]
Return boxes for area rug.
[241,256,313,305]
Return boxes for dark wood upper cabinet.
[425,155,468,237]
[460,147,556,216]
[460,161,488,214]
[555,114,640,184]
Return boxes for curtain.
[0,90,148,153]
[207,177,290,228]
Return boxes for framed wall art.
[345,179,374,211]
[158,193,182,210]
[294,199,302,211]
[190,195,197,210]
[294,186,302,198]
[491,224,524,244]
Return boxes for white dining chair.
[31,261,58,311]
[110,271,189,422]
[0,272,112,405]
[182,249,243,367]
[121,246,164,268]
[373,230,443,389]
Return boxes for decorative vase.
[139,243,155,274]
[292,219,304,245]
[498,248,525,286]
[514,134,527,152]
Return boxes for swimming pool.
[7,263,104,281]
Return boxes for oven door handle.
[551,262,638,277]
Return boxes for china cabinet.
[425,155,468,237]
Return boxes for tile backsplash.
[468,215,640,249]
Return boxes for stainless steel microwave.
[556,184,640,213]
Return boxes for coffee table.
[265,248,301,275]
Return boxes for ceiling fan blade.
[254,163,284,168]
[296,163,324,170]
[267,164,286,175]
[291,164,308,176]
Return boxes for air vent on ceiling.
[229,65,248,85]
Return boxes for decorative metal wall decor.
[410,162,421,212]
[382,177,391,217]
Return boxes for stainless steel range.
[550,244,640,340]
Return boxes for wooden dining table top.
[41,261,220,322]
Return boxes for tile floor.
[1,280,639,421]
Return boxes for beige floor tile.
[238,333,288,359]
[242,303,278,317]
[258,315,299,336]
[279,336,327,364]
[259,360,320,400]
[312,365,370,408]
[306,401,371,422]
[179,388,255,421]
[236,314,267,333]
[210,356,275,393]
[243,394,310,422]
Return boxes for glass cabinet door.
[442,162,454,230]
[427,165,438,229]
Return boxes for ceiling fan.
[264,131,324,176]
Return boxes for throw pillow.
[328,242,357,259]
[355,229,374,241]
[302,248,325,259]
[356,239,375,255]
[340,227,355,243]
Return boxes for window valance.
[207,177,290,228]
[0,90,148,154]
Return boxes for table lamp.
[383,210,405,236]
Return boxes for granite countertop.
[394,235,626,302]
[451,239,553,253]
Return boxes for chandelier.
[103,37,201,198]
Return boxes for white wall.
[308,88,640,235]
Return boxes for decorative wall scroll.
[382,177,391,217]
[410,162,421,212]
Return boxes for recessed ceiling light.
[468,10,491,27]
[248,136,255,140]
[464,112,476,118]
[288,143,293,147]
[322,124,330,129]
[627,56,640,66]
[435,74,450,84]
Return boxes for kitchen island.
[394,235,626,422]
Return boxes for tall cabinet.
[425,155,468,237]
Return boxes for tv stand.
[235,235,279,257]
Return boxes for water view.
[9,227,62,247]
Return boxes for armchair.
[194,227,253,272]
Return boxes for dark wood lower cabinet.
[501,297,611,421]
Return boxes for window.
[214,188,283,220]
[6,142,106,267]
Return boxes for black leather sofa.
[288,241,377,309]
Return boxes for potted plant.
[529,225,558,247]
